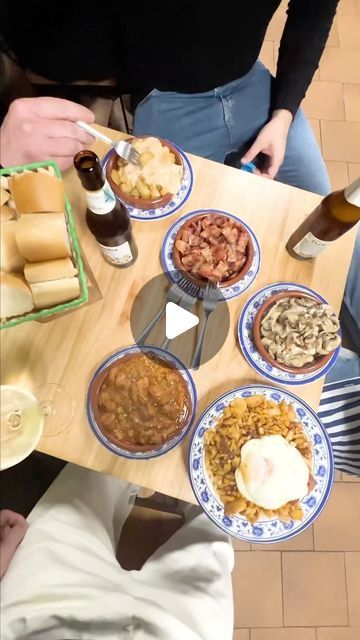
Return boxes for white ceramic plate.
[87,345,197,460]
[102,145,193,221]
[161,209,261,301]
[238,282,340,385]
[189,384,334,543]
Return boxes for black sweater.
[0,1,338,115]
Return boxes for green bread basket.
[1,160,88,329]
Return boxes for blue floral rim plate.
[238,282,341,386]
[102,144,193,221]
[87,345,197,460]
[189,384,334,543]
[161,209,261,301]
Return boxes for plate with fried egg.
[189,384,334,543]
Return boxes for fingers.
[0,509,26,529]
[241,139,262,166]
[12,97,95,124]
[46,120,95,145]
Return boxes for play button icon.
[165,302,199,340]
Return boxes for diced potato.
[160,187,168,196]
[130,187,140,197]
[150,185,160,198]
[120,183,131,194]
[135,179,151,199]
[111,169,121,185]
[139,151,155,167]
[168,152,176,164]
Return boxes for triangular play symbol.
[165,302,199,339]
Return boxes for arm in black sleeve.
[272,0,339,117]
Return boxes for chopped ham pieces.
[174,213,250,283]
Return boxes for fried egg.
[235,434,310,510]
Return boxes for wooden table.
[1,127,357,503]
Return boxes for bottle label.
[86,180,116,215]
[97,241,133,265]
[292,232,332,258]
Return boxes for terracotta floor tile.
[251,629,316,640]
[251,525,313,551]
[334,469,344,481]
[302,82,344,120]
[345,552,360,626]
[326,161,349,190]
[314,483,360,551]
[265,6,287,41]
[338,17,360,48]
[282,552,348,626]
[321,121,360,162]
[344,83,360,122]
[319,48,360,83]
[260,41,275,75]
[317,629,360,640]
[326,20,340,46]
[338,0,358,16]
[348,163,360,182]
[308,119,322,148]
[232,552,282,628]
[233,538,251,551]
[233,630,249,640]
[342,470,360,481]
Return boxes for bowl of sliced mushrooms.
[252,290,341,373]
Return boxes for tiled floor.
[234,2,360,637]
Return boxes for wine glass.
[0,384,75,470]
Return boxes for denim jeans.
[133,60,359,356]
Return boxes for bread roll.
[1,188,10,207]
[0,205,16,221]
[10,171,65,214]
[0,220,26,272]
[0,273,34,318]
[16,213,70,262]
[30,277,80,309]
[24,258,77,284]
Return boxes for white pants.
[1,464,234,640]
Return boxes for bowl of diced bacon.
[173,212,254,288]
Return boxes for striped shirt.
[319,377,360,476]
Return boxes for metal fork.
[76,121,141,166]
[161,280,199,349]
[190,283,219,370]
[137,277,198,346]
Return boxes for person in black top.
[0,0,338,193]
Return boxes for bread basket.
[0,160,88,329]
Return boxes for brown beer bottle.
[286,177,360,260]
[74,150,138,268]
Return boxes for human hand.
[0,97,95,171]
[241,109,293,179]
[0,509,28,578]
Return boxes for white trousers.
[1,464,234,640]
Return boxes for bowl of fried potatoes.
[106,136,184,210]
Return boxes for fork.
[190,282,219,370]
[161,281,199,350]
[137,277,198,346]
[76,121,141,166]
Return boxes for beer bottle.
[286,177,360,260]
[74,150,138,267]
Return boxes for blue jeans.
[134,61,330,195]
[134,60,360,354]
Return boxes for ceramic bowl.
[106,137,184,211]
[252,290,337,374]
[173,212,254,289]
